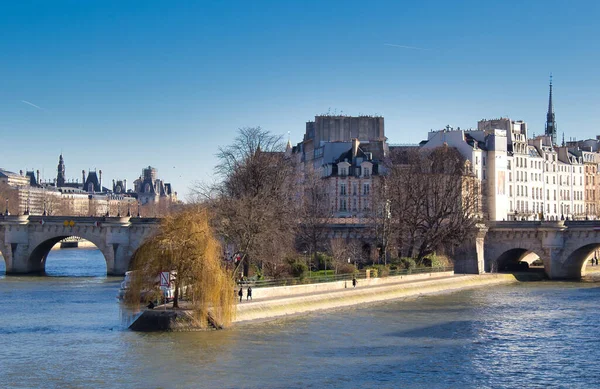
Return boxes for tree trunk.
[173,279,180,309]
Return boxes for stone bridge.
[0,215,160,275]
[324,219,600,279]
[457,220,600,280]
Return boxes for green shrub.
[373,265,390,277]
[422,254,451,268]
[315,252,333,271]
[290,261,308,278]
[337,263,356,274]
[399,257,416,270]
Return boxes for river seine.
[1,248,600,388]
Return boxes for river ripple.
[1,249,600,388]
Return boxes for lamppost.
[137,201,141,217]
[127,202,131,217]
[105,196,110,217]
[5,198,9,216]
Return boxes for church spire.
[57,154,65,187]
[545,73,557,145]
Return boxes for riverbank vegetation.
[190,127,478,284]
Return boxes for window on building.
[363,184,370,195]
[340,199,347,212]
[353,184,357,195]
[363,199,369,211]
[340,167,347,177]
[363,168,370,178]
[340,183,346,195]
[509,185,512,196]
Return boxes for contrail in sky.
[21,100,45,110]
[384,43,430,51]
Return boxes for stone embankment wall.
[234,274,518,323]
[249,271,455,300]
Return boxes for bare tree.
[297,165,333,267]
[328,238,349,274]
[387,146,480,263]
[207,127,298,278]
[368,174,394,265]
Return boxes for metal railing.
[238,266,454,288]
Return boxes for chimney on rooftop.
[352,138,359,158]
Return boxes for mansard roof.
[528,146,541,158]
[0,169,19,178]
[465,133,487,151]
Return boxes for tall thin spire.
[57,154,65,187]
[545,73,557,145]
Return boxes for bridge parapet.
[486,220,566,229]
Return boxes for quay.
[130,271,521,331]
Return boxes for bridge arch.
[559,243,600,279]
[27,233,115,275]
[491,248,544,272]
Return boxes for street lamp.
[5,198,9,216]
[137,201,141,217]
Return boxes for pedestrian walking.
[352,276,357,288]
[247,286,252,300]
[238,287,243,302]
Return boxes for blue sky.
[1,0,599,199]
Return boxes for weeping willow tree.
[125,206,235,328]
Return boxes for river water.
[1,248,600,388]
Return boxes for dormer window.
[340,167,347,177]
[363,168,370,178]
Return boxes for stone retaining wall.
[248,271,455,300]
[234,274,518,323]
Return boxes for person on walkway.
[352,276,357,288]
[238,287,243,302]
[247,286,252,300]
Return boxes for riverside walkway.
[233,271,517,323]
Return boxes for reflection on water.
[2,251,600,388]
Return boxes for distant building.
[292,115,387,217]
[132,166,177,205]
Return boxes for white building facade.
[422,118,588,221]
